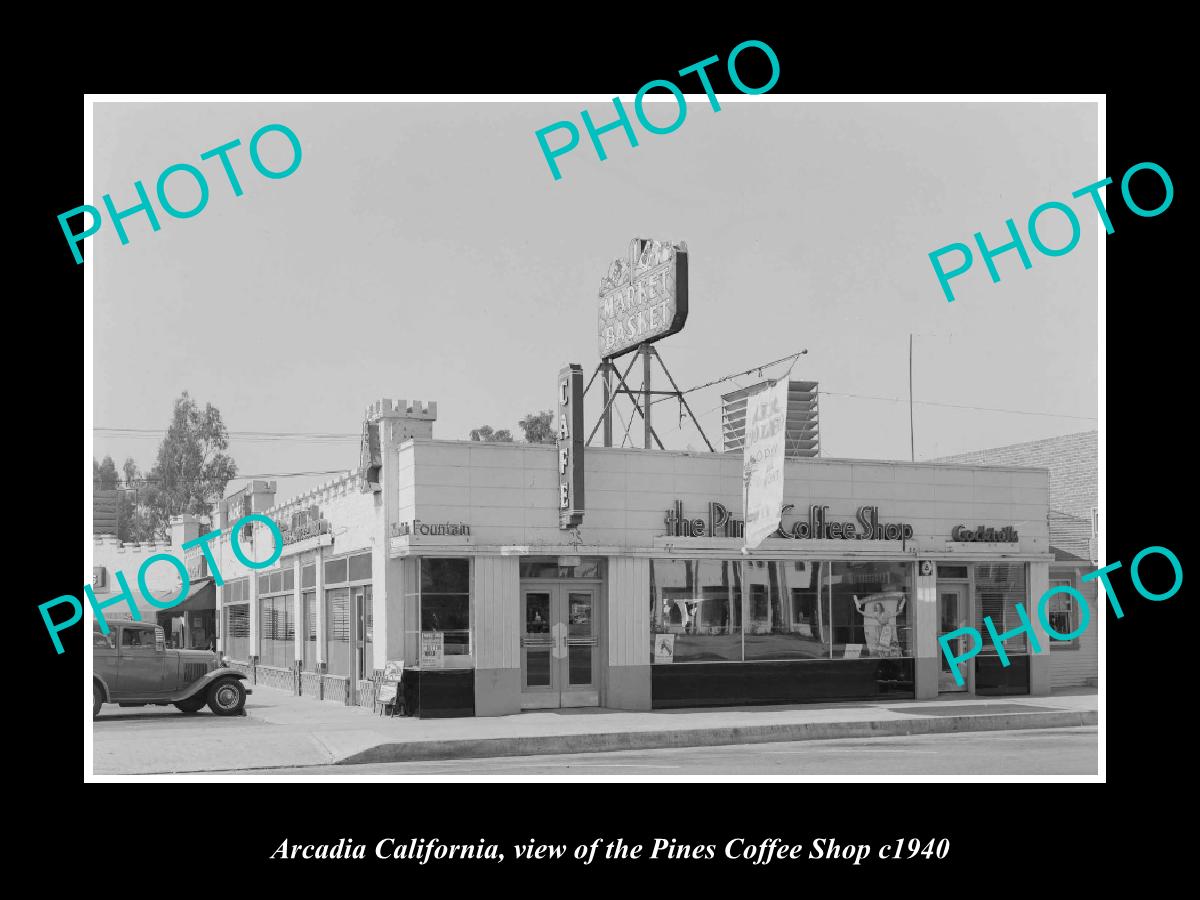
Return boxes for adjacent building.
[199,397,1061,716]
[930,430,1099,688]
[91,514,217,650]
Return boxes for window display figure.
[853,591,907,657]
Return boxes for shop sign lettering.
[558,363,585,528]
[665,500,914,541]
[951,524,1018,542]
[276,505,332,546]
[598,238,688,358]
[392,520,470,537]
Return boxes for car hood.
[172,649,218,663]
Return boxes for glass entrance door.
[520,585,600,708]
[937,584,970,692]
[353,586,368,681]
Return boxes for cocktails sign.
[598,238,688,359]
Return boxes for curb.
[336,709,1097,765]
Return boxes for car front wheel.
[92,682,102,719]
[207,677,246,716]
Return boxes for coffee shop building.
[202,398,1055,716]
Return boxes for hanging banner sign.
[598,238,688,359]
[742,378,790,549]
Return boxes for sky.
[91,99,1098,504]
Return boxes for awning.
[152,577,215,618]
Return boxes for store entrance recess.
[519,584,601,708]
[937,584,970,693]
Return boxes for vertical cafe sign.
[558,363,585,528]
[598,238,689,359]
[743,378,790,549]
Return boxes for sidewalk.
[92,685,1097,774]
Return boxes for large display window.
[974,563,1029,655]
[421,558,471,657]
[222,577,250,661]
[257,566,295,668]
[650,559,741,662]
[324,551,373,677]
[651,558,913,663]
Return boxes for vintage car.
[93,619,251,718]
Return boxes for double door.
[520,583,600,708]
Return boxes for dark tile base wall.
[407,668,475,718]
[975,656,1031,695]
[652,659,916,709]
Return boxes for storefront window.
[744,561,829,660]
[650,559,742,662]
[325,557,348,585]
[302,590,317,671]
[223,578,249,661]
[326,588,350,675]
[1047,578,1079,650]
[975,563,1029,655]
[324,552,374,677]
[519,557,606,579]
[650,559,914,663]
[827,561,913,658]
[421,558,471,656]
[258,561,296,669]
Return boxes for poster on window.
[743,378,790,550]
[420,631,444,668]
[653,633,675,664]
[853,592,907,657]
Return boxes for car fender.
[93,673,112,703]
[172,668,252,703]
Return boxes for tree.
[94,456,119,489]
[115,456,154,543]
[139,391,239,540]
[469,425,513,442]
[519,410,556,444]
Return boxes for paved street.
[91,687,1098,775]
[209,727,1096,776]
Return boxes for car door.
[115,625,167,697]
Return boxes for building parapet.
[95,535,173,553]
[365,398,437,420]
[265,469,362,520]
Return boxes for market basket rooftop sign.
[598,238,688,359]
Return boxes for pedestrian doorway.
[519,583,602,708]
[937,583,970,693]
